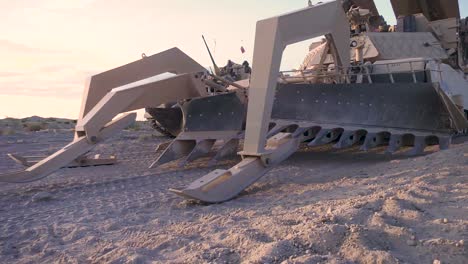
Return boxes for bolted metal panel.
[180,92,245,132]
[271,83,454,133]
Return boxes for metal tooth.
[291,127,310,138]
[149,140,196,168]
[438,136,451,150]
[155,141,171,152]
[267,124,291,138]
[333,130,365,149]
[179,139,216,167]
[406,136,426,156]
[386,134,404,153]
[208,138,239,166]
[308,128,342,146]
[304,126,322,141]
[360,132,388,151]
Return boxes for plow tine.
[438,136,451,150]
[360,133,375,151]
[155,141,172,152]
[406,136,427,156]
[149,140,196,168]
[308,129,330,146]
[386,134,404,153]
[291,127,310,138]
[308,129,341,146]
[178,139,216,167]
[360,132,388,151]
[333,130,363,149]
[208,138,239,166]
[267,124,289,138]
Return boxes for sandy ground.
[0,128,466,264]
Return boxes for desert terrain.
[0,121,466,264]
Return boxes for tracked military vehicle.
[2,0,467,203]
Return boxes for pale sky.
[0,0,467,119]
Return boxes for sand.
[0,127,466,264]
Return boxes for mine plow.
[1,0,468,203]
[161,0,468,202]
[169,79,465,202]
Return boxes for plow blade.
[333,129,366,149]
[272,83,464,133]
[0,113,136,183]
[180,92,245,132]
[270,82,467,154]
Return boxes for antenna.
[202,35,221,76]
